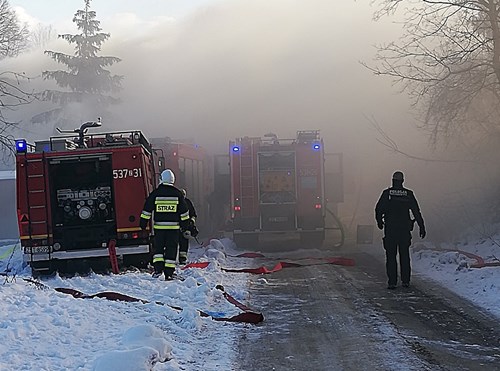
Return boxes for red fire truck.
[15,120,157,275]
[229,131,331,248]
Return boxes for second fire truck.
[229,130,335,248]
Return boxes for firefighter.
[375,171,426,289]
[140,169,190,280]
[178,188,199,265]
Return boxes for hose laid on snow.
[412,246,500,268]
[17,279,264,325]
[182,255,355,274]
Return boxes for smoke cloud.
[3,0,493,241]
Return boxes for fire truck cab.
[15,120,156,275]
[229,130,326,248]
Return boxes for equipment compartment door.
[49,155,116,250]
[258,151,297,231]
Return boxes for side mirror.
[159,157,165,171]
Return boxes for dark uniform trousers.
[153,230,179,277]
[383,229,412,286]
[178,233,189,261]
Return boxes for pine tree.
[33,0,122,128]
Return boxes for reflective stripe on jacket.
[140,184,189,230]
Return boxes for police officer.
[140,169,190,280]
[375,171,426,289]
[178,188,199,265]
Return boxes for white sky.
[11,0,216,26]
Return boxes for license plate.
[25,246,51,254]
[269,216,288,222]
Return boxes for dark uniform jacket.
[186,198,197,219]
[375,186,425,231]
[140,184,190,230]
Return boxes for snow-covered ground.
[0,238,253,371]
[411,235,500,319]
[0,234,499,370]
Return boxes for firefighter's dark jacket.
[140,184,190,230]
[375,186,425,231]
[186,197,197,219]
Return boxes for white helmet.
[160,169,175,185]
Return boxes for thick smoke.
[3,0,494,241]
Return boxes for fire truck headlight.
[15,139,27,153]
[312,142,321,151]
[78,206,92,220]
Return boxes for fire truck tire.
[299,231,325,249]
[233,234,259,250]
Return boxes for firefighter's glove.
[419,227,426,239]
[191,225,199,238]
[377,221,384,230]
[140,218,148,231]
[183,230,192,239]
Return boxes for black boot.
[164,267,175,281]
[152,262,164,278]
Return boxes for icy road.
[236,245,500,371]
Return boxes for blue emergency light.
[232,145,240,153]
[15,139,27,153]
[312,142,321,151]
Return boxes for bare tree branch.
[0,0,32,153]
[0,71,36,154]
[365,113,475,163]
[369,0,500,147]
[0,0,28,59]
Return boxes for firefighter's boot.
[153,261,164,278]
[179,251,188,265]
[163,261,175,281]
[152,254,165,277]
[164,266,175,281]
